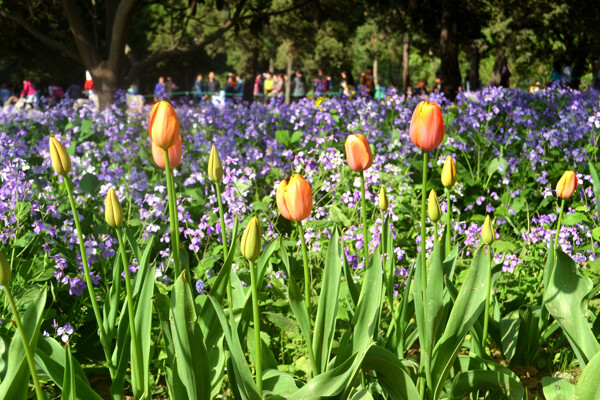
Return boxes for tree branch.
[61,0,100,67]
[108,0,140,73]
[0,10,82,64]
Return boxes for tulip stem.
[445,188,452,258]
[553,199,565,258]
[420,151,429,291]
[115,228,144,396]
[63,177,115,378]
[249,259,263,395]
[298,221,311,317]
[3,285,45,400]
[360,171,369,268]
[163,149,181,280]
[482,246,493,353]
[215,182,233,307]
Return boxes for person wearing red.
[20,80,37,108]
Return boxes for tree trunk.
[91,63,116,108]
[491,46,504,86]
[285,55,293,104]
[243,48,258,103]
[268,57,275,75]
[373,55,379,87]
[470,44,480,91]
[570,39,587,90]
[402,34,410,95]
[440,0,461,101]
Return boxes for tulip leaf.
[449,369,524,400]
[575,350,600,400]
[589,160,600,218]
[134,263,156,397]
[361,345,420,400]
[62,343,76,400]
[541,377,575,400]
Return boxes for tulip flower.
[0,251,10,287]
[441,155,457,188]
[379,186,388,212]
[208,145,224,182]
[241,216,262,262]
[49,137,72,176]
[149,101,180,149]
[482,215,495,245]
[105,188,124,229]
[276,175,312,221]
[409,101,445,152]
[556,170,577,199]
[345,134,373,172]
[152,136,182,169]
[428,190,441,223]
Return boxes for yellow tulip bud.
[208,145,223,182]
[0,251,10,287]
[105,188,124,229]
[482,215,495,244]
[49,137,72,176]
[241,216,261,262]
[441,155,457,188]
[379,186,388,211]
[427,190,442,223]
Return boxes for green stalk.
[553,199,565,257]
[420,151,429,290]
[64,178,115,378]
[482,246,493,352]
[115,228,144,395]
[3,286,45,400]
[360,171,369,268]
[298,222,311,317]
[249,260,263,394]
[215,182,233,307]
[445,187,452,256]
[163,149,181,279]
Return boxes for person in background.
[165,76,177,96]
[432,74,442,94]
[193,74,205,101]
[464,69,471,92]
[0,82,11,106]
[340,71,355,97]
[127,83,138,95]
[154,76,167,102]
[224,74,236,102]
[20,79,37,108]
[562,60,572,85]
[84,70,95,91]
[317,70,329,93]
[500,60,511,88]
[365,66,375,96]
[272,74,284,95]
[206,71,221,94]
[292,70,306,100]
[49,85,64,104]
[235,75,244,100]
[66,83,83,99]
[263,73,274,97]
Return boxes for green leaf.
[61,344,76,400]
[541,377,575,400]
[275,130,291,147]
[361,346,420,400]
[543,250,600,367]
[79,173,100,195]
[351,388,374,400]
[329,205,351,227]
[430,246,489,400]
[589,161,600,218]
[0,286,47,400]
[562,212,590,226]
[487,157,508,177]
[134,263,156,397]
[575,350,600,399]
[449,369,524,399]
[313,230,342,373]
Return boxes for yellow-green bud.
[241,216,261,261]
[105,188,124,229]
[379,186,388,211]
[49,137,72,176]
[482,215,495,244]
[441,155,457,188]
[0,251,11,287]
[208,145,223,182]
[427,189,441,223]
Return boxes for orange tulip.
[345,134,373,172]
[149,101,180,149]
[409,101,445,151]
[556,170,577,199]
[276,175,312,221]
[152,136,182,169]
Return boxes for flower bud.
[0,251,10,286]
[379,186,388,211]
[441,155,457,188]
[105,188,124,229]
[556,170,577,199]
[409,101,445,151]
[276,174,313,221]
[149,101,180,149]
[49,137,72,176]
[482,215,495,244]
[208,145,223,182]
[152,136,182,169]
[344,134,373,172]
[241,216,261,262]
[427,190,441,223]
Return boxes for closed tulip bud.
[344,134,373,172]
[208,145,223,182]
[428,190,442,223]
[441,155,457,188]
[241,216,261,261]
[0,251,10,286]
[49,137,72,176]
[152,136,182,169]
[379,186,388,211]
[409,101,445,151]
[105,188,124,229]
[482,215,495,244]
[556,170,577,199]
[276,174,312,221]
[149,101,180,149]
